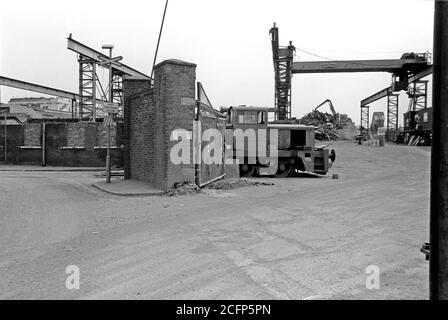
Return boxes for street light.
[102,44,114,183]
[101,44,114,101]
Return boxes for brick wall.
[66,121,118,148]
[0,121,123,166]
[0,125,24,163]
[24,123,41,146]
[124,59,197,191]
[96,123,117,147]
[129,90,157,183]
[66,122,85,146]
[123,78,152,179]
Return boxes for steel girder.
[69,35,150,120]
[68,36,150,80]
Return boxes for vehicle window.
[258,111,265,124]
[238,111,258,124]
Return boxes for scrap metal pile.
[296,110,358,140]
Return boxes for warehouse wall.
[0,125,24,163]
[124,59,197,191]
[0,121,123,167]
[24,123,41,146]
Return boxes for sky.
[0,0,435,125]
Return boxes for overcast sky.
[0,0,434,125]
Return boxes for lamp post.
[102,44,114,183]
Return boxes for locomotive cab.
[226,106,270,129]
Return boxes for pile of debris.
[205,178,274,190]
[165,178,275,195]
[403,134,430,146]
[297,111,358,140]
[165,181,200,196]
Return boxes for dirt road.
[0,141,430,299]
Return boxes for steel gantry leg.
[78,56,123,120]
[387,94,399,141]
[270,23,295,121]
[361,105,370,136]
[112,71,123,117]
[78,55,97,120]
[407,80,429,112]
[92,62,97,121]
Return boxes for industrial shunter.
[225,106,336,177]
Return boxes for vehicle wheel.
[252,166,260,177]
[276,162,291,178]
[240,164,254,177]
[330,149,336,162]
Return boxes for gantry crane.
[2,36,151,122]
[67,35,151,120]
[359,65,432,136]
[270,24,432,137]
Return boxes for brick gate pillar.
[153,59,197,190]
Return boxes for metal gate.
[193,83,226,187]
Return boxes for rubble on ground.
[165,178,275,195]
[165,181,201,196]
[296,110,359,141]
[205,178,274,190]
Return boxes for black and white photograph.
[0,0,447,308]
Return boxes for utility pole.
[102,44,114,184]
[430,0,448,300]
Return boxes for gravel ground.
[0,141,430,299]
